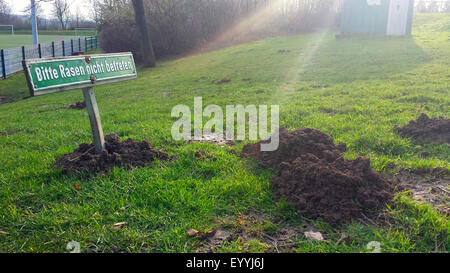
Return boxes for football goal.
[0,25,14,35]
[75,28,98,37]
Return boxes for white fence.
[1,36,99,79]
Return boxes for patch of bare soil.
[393,171,449,216]
[213,78,231,85]
[395,113,450,144]
[68,101,86,110]
[194,150,217,161]
[196,212,301,253]
[56,133,172,175]
[188,132,234,146]
[241,128,347,169]
[271,154,394,224]
[312,85,329,90]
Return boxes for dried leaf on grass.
[187,228,217,239]
[112,222,128,230]
[304,231,328,243]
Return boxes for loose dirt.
[241,128,347,169]
[395,113,450,144]
[393,171,449,216]
[215,78,232,84]
[242,127,394,224]
[188,132,234,146]
[68,101,86,110]
[196,212,301,253]
[56,133,172,175]
[270,154,395,224]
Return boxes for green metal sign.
[23,52,137,96]
[22,52,138,153]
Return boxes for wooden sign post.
[82,87,105,151]
[23,53,137,152]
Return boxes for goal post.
[0,25,14,35]
[75,28,98,37]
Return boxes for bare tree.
[132,0,156,67]
[0,0,11,24]
[53,0,71,30]
[0,0,9,14]
[90,0,130,24]
[74,6,82,28]
[23,1,46,27]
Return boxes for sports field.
[0,34,81,50]
[0,29,98,50]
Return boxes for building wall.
[406,0,415,35]
[340,0,414,35]
[387,0,413,35]
[340,0,391,34]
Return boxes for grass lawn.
[0,34,92,50]
[0,14,448,253]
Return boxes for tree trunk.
[132,0,156,68]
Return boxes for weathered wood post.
[82,87,105,152]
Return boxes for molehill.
[56,133,171,175]
[241,128,347,169]
[395,113,450,144]
[68,101,86,110]
[242,128,394,224]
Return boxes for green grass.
[0,30,97,36]
[0,32,96,50]
[0,14,448,253]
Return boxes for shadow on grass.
[302,35,430,84]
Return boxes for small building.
[340,0,415,36]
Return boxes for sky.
[6,0,91,19]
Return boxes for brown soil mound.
[242,128,347,169]
[395,114,450,144]
[215,78,231,84]
[68,101,86,110]
[271,153,394,224]
[56,133,171,174]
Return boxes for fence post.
[38,44,42,58]
[85,37,87,52]
[95,36,98,49]
[62,40,65,57]
[71,39,74,55]
[78,38,81,51]
[52,42,55,57]
[22,46,25,61]
[1,49,6,79]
